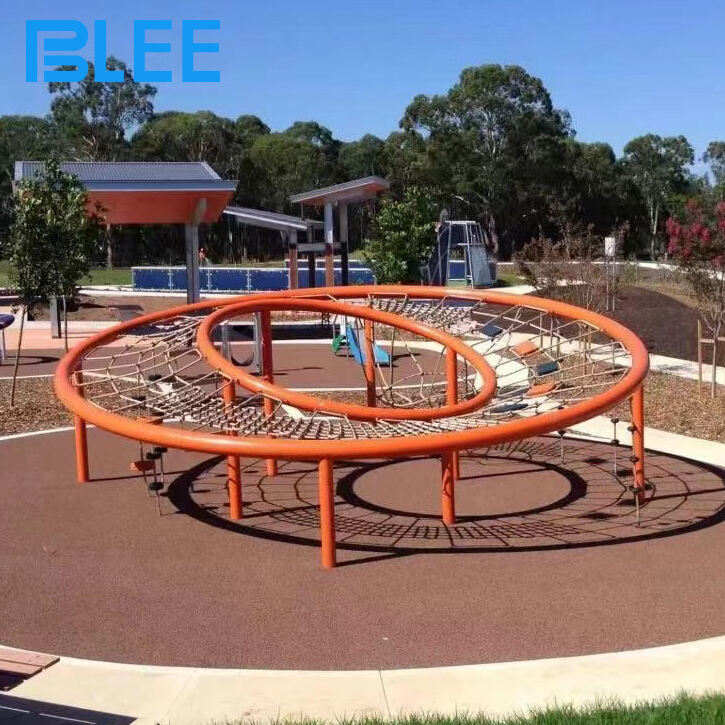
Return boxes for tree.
[703,141,725,187]
[249,132,333,211]
[0,115,71,245]
[622,134,694,260]
[8,159,100,402]
[361,187,438,283]
[130,111,237,173]
[555,141,622,238]
[666,200,725,397]
[49,57,156,160]
[339,135,387,178]
[400,64,572,256]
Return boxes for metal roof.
[15,160,223,182]
[290,175,390,206]
[224,206,323,233]
[14,161,237,225]
[13,161,237,194]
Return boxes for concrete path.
[5,635,725,724]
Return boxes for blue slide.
[345,324,390,365]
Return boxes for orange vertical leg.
[364,319,376,407]
[630,385,646,504]
[441,451,455,525]
[318,458,336,568]
[260,310,278,476]
[74,368,89,483]
[222,380,242,519]
[446,346,460,479]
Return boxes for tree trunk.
[9,306,25,407]
[649,201,659,261]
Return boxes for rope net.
[72,291,634,444]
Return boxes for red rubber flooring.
[2,428,725,669]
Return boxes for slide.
[345,324,390,365]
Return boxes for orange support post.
[73,368,89,483]
[318,458,336,568]
[441,451,455,525]
[446,346,460,479]
[221,380,242,520]
[260,310,278,476]
[630,385,646,504]
[364,319,376,407]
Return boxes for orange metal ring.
[196,297,497,421]
[54,286,649,461]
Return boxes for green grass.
[0,261,133,288]
[0,259,10,288]
[219,694,725,725]
[83,267,133,286]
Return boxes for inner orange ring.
[196,297,498,422]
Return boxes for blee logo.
[26,20,221,82]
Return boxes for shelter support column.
[74,367,89,483]
[307,251,316,288]
[364,319,376,407]
[260,310,278,476]
[185,198,206,304]
[339,203,349,286]
[288,230,298,290]
[221,380,242,520]
[446,346,460,479]
[318,458,336,568]
[324,201,334,287]
[630,385,646,504]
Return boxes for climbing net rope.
[58,287,647,459]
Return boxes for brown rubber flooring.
[2,428,725,670]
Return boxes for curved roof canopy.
[223,206,322,233]
[290,175,389,207]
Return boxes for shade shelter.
[290,176,389,286]
[14,161,237,303]
[223,206,323,289]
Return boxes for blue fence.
[131,258,469,293]
[132,264,377,292]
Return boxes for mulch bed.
[30,295,332,323]
[611,372,725,443]
[608,286,709,363]
[0,378,72,436]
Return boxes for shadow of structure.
[0,694,134,724]
[167,436,725,558]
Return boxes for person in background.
[199,247,212,267]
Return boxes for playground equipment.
[54,285,649,569]
[0,313,14,362]
[332,322,391,365]
[421,220,497,288]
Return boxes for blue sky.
[4,0,725,164]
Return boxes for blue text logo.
[26,20,221,82]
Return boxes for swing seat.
[526,382,557,397]
[479,323,503,338]
[535,361,559,376]
[512,340,538,357]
